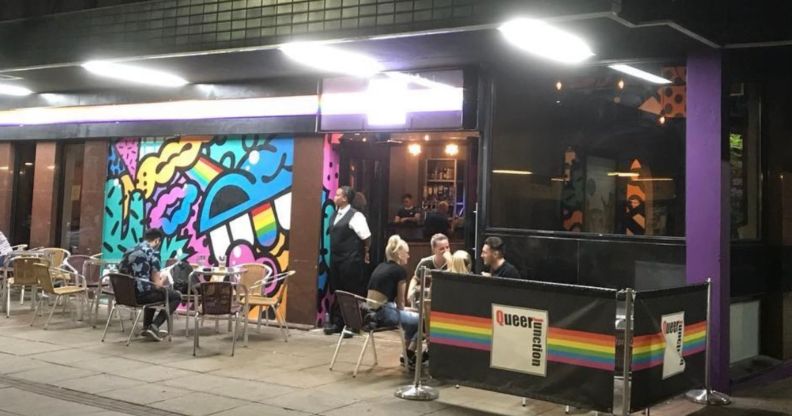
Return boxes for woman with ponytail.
[367,235,423,368]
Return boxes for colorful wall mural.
[102,134,294,299]
[316,134,340,326]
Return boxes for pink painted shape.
[322,134,340,194]
[114,138,139,178]
[149,185,186,229]
[185,195,209,262]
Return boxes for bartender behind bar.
[395,194,420,224]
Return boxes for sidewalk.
[0,303,788,416]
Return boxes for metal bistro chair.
[82,259,116,328]
[101,273,173,346]
[191,281,247,357]
[329,291,408,377]
[37,248,71,269]
[3,256,43,318]
[238,265,294,343]
[30,265,89,329]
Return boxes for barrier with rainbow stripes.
[427,271,710,414]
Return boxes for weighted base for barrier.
[395,385,439,401]
[685,389,732,405]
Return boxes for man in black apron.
[324,186,372,335]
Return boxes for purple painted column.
[686,49,730,392]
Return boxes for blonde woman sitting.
[446,250,472,274]
[367,235,422,368]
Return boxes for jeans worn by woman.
[375,302,419,343]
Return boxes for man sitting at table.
[480,236,522,279]
[119,228,181,341]
[407,233,449,307]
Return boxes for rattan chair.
[329,290,408,377]
[30,265,89,329]
[37,248,70,268]
[237,265,293,343]
[191,281,247,357]
[101,273,173,346]
[3,256,42,318]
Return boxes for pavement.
[0,299,789,416]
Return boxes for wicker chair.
[101,273,173,346]
[237,265,293,343]
[3,257,42,318]
[191,281,247,357]
[30,265,89,329]
[329,290,408,377]
[37,248,70,268]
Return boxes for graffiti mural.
[102,134,294,299]
[316,134,341,326]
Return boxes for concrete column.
[686,50,730,391]
[29,142,59,248]
[286,135,323,325]
[77,140,108,255]
[0,143,14,235]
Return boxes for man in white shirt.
[325,186,372,335]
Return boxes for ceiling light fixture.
[0,83,33,96]
[408,143,422,156]
[82,61,189,87]
[445,143,459,156]
[493,169,533,175]
[608,64,671,85]
[607,172,640,178]
[499,18,594,64]
[280,42,383,77]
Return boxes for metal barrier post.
[686,278,732,405]
[622,288,635,416]
[395,266,439,401]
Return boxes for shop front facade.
[1,0,791,393]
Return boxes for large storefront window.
[728,83,761,240]
[489,65,686,237]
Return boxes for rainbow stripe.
[252,202,278,247]
[547,327,616,371]
[430,311,492,351]
[430,311,616,371]
[187,156,223,188]
[632,321,707,371]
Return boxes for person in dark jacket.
[480,236,521,279]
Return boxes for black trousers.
[136,288,182,329]
[329,255,367,327]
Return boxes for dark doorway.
[10,142,35,246]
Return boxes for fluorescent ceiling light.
[366,78,408,126]
[608,64,671,85]
[385,72,455,90]
[499,18,594,64]
[493,169,533,175]
[0,95,318,126]
[322,87,463,115]
[0,83,33,96]
[82,61,189,87]
[607,172,640,177]
[280,42,383,77]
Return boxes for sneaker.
[143,325,163,342]
[342,329,354,339]
[157,327,169,337]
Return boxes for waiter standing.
[325,186,372,335]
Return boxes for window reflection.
[489,64,686,237]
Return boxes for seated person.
[446,250,472,274]
[118,228,182,341]
[395,193,420,224]
[407,233,449,306]
[480,236,521,279]
[423,201,451,239]
[367,235,424,368]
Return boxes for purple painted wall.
[686,49,731,392]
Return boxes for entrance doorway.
[336,132,480,274]
[10,142,35,246]
[56,142,85,252]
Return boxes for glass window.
[489,64,686,237]
[728,83,761,240]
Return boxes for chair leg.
[271,305,288,342]
[329,326,346,371]
[166,307,173,343]
[231,312,239,357]
[30,296,43,327]
[5,283,10,318]
[370,331,378,366]
[256,307,262,331]
[101,303,115,342]
[353,333,371,378]
[193,311,200,356]
[44,295,61,330]
[243,304,250,347]
[20,286,24,305]
[126,309,142,346]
